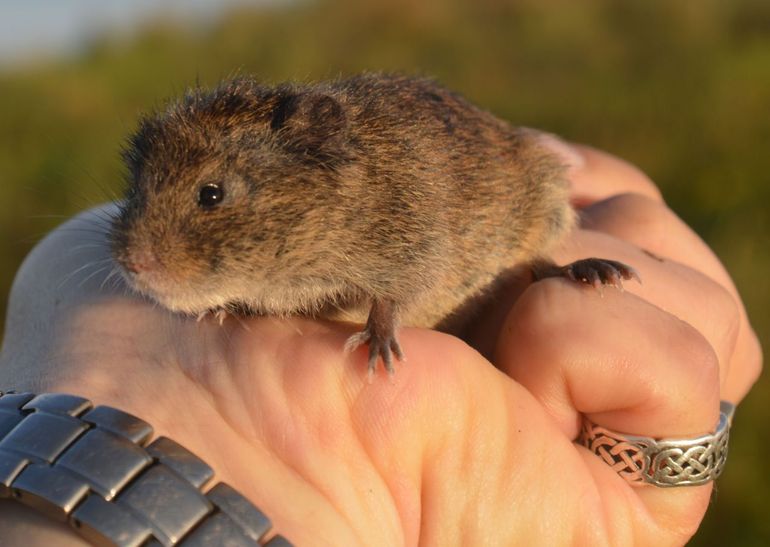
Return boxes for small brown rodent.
[110,73,637,375]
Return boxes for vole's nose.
[122,249,159,274]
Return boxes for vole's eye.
[198,183,224,208]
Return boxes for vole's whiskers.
[61,262,111,293]
[77,263,113,288]
[27,214,73,220]
[99,265,124,292]
[78,258,114,287]
[57,259,108,290]
[68,243,108,253]
[85,207,119,226]
[55,226,110,238]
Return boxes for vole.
[110,73,638,376]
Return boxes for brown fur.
[111,73,574,333]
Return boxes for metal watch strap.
[0,391,292,547]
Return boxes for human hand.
[0,142,760,546]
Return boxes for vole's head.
[110,79,353,315]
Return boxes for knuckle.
[710,280,741,348]
[741,328,764,390]
[575,144,663,200]
[510,280,574,339]
[672,318,721,401]
[611,155,663,199]
[505,280,582,363]
[585,192,673,247]
[689,273,742,361]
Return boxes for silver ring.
[579,401,735,487]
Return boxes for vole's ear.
[271,91,350,165]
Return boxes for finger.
[538,140,760,402]
[552,229,739,388]
[579,194,762,402]
[497,280,721,439]
[570,144,664,206]
[495,280,720,536]
[581,194,737,298]
[539,137,663,206]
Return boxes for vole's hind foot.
[344,298,403,381]
[560,258,641,290]
[345,329,404,381]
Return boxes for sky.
[0,0,283,66]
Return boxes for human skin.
[0,143,761,546]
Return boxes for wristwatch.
[0,391,292,546]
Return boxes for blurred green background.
[0,0,767,543]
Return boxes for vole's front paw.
[196,308,230,325]
[561,258,641,290]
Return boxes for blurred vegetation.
[0,0,767,543]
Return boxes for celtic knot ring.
[579,401,735,487]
